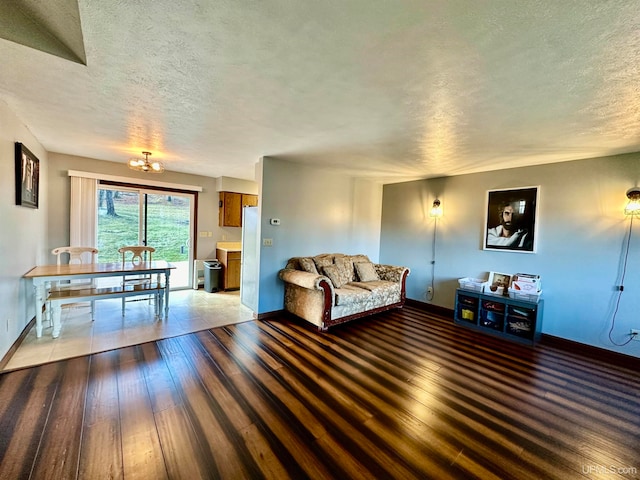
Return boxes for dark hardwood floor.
[1,306,639,479]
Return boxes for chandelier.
[128,151,164,173]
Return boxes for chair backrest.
[52,246,99,265]
[119,246,155,266]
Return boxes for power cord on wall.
[426,217,437,302]
[608,215,635,346]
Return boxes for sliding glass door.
[97,186,194,289]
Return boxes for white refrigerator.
[240,206,259,312]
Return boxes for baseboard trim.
[256,309,285,321]
[406,298,454,318]
[0,316,36,371]
[540,333,640,369]
[406,298,640,368]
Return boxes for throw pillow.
[299,257,318,274]
[323,264,346,288]
[313,255,334,272]
[334,256,355,283]
[355,262,379,282]
[350,254,370,265]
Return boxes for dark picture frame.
[15,142,40,209]
[484,186,538,253]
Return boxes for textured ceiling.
[0,0,639,182]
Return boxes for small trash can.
[204,260,222,293]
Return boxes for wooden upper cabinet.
[242,194,258,208]
[219,192,258,227]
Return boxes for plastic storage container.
[508,288,542,303]
[204,260,222,293]
[458,278,488,292]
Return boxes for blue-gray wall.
[256,157,383,314]
[380,154,640,357]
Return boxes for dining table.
[23,260,174,338]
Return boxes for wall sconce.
[624,187,640,216]
[430,199,443,218]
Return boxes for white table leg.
[163,269,170,320]
[51,302,62,338]
[33,282,45,338]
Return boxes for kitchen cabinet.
[218,192,258,227]
[216,248,241,290]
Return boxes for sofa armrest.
[279,268,333,291]
[279,268,335,329]
[374,264,409,283]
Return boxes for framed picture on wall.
[484,186,538,253]
[15,142,40,209]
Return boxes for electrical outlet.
[427,286,433,295]
[263,238,273,247]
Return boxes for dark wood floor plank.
[78,351,123,480]
[386,313,640,426]
[0,368,32,420]
[192,329,296,480]
[216,326,328,440]
[239,322,374,424]
[231,321,414,480]
[1,306,639,479]
[252,321,465,479]
[117,346,168,480]
[178,332,289,479]
[154,405,217,480]
[207,328,341,479]
[157,335,258,480]
[366,314,640,472]
[139,342,182,414]
[0,363,60,480]
[393,314,640,456]
[237,422,294,480]
[238,322,426,480]
[29,357,89,480]
[336,312,636,472]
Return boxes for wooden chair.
[50,246,99,320]
[118,246,157,316]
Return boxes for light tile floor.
[2,289,254,372]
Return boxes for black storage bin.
[204,260,222,293]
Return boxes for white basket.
[458,277,488,292]
[508,288,542,303]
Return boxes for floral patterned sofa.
[278,253,410,330]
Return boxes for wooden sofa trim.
[319,268,409,331]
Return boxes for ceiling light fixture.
[624,187,640,216]
[128,151,164,173]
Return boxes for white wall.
[256,157,383,314]
[216,176,259,195]
[380,154,640,358]
[0,100,48,361]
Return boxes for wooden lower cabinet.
[216,249,241,290]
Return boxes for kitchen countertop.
[216,241,242,252]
